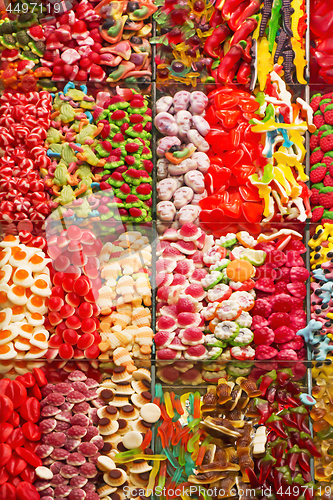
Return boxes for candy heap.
[45,83,103,217]
[46,224,102,360]
[310,91,333,223]
[94,366,161,498]
[0,91,52,224]
[156,225,308,365]
[0,233,51,361]
[153,0,260,85]
[94,88,153,223]
[200,86,265,227]
[310,0,333,84]
[307,224,333,361]
[254,0,307,89]
[98,230,153,360]
[0,0,156,88]
[155,91,210,228]
[36,369,102,500]
[153,370,316,499]
[0,367,47,500]
[250,229,308,363]
[311,363,333,484]
[247,73,312,223]
[0,15,52,91]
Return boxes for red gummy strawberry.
[274,326,296,343]
[275,281,288,294]
[287,282,307,298]
[310,131,319,150]
[310,94,321,112]
[285,240,306,254]
[322,154,333,168]
[269,312,290,329]
[324,103,333,125]
[310,187,320,206]
[272,294,292,313]
[255,345,278,360]
[279,336,304,351]
[310,163,327,182]
[251,298,272,317]
[290,266,310,282]
[311,206,324,222]
[255,264,277,281]
[320,99,332,113]
[313,111,325,129]
[320,131,333,152]
[266,249,287,267]
[276,349,298,361]
[275,266,290,282]
[310,147,324,165]
[324,174,333,187]
[329,164,333,176]
[319,186,333,208]
[285,250,305,267]
[251,315,269,330]
[255,278,276,293]
[254,327,275,346]
[289,308,306,330]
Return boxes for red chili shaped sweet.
[0,467,8,486]
[32,367,47,387]
[0,394,14,422]
[20,464,36,484]
[19,397,40,423]
[15,373,35,389]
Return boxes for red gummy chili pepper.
[0,467,8,486]
[0,395,14,422]
[15,373,35,388]
[32,367,47,386]
[20,464,36,484]
[16,482,40,500]
[19,397,40,423]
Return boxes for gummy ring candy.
[216,300,242,321]
[226,259,254,282]
[231,291,255,312]
[214,321,239,342]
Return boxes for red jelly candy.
[0,483,16,500]
[272,294,292,313]
[0,423,13,443]
[5,452,26,476]
[0,394,14,422]
[6,428,26,449]
[59,344,74,360]
[21,421,41,441]
[16,482,40,500]
[0,444,11,467]
[274,326,296,343]
[253,327,275,346]
[19,397,40,423]
[255,345,278,360]
[15,447,42,468]
[0,467,8,486]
